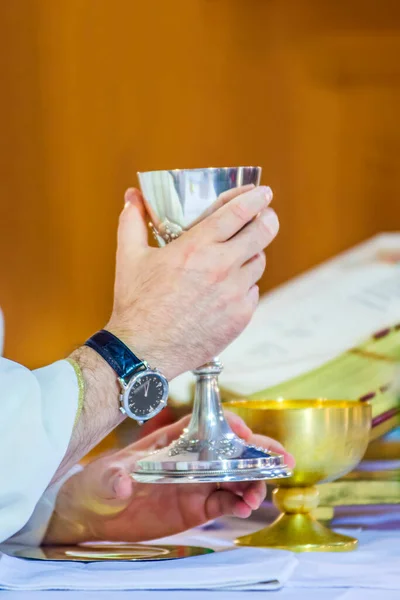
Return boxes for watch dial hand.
[144,381,150,397]
[133,382,146,395]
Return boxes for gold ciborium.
[227,399,372,552]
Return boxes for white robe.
[0,310,79,544]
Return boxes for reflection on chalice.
[130,167,291,484]
[228,399,372,552]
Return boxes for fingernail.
[112,473,123,495]
[259,186,273,202]
[261,485,267,502]
[286,452,296,468]
[124,188,135,208]
[261,209,279,235]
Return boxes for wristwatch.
[84,330,169,424]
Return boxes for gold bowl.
[227,399,372,552]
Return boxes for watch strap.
[84,330,145,380]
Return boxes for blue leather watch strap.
[84,330,145,380]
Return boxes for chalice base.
[235,513,358,553]
[131,359,292,484]
[131,440,291,484]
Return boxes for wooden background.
[1,0,400,368]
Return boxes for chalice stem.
[184,358,236,454]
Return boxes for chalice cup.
[131,167,292,484]
[228,399,372,552]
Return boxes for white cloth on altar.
[0,309,79,543]
[1,525,400,592]
[153,520,400,592]
[287,531,400,590]
[0,546,297,591]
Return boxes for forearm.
[53,346,124,482]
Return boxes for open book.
[169,233,400,437]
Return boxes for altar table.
[1,503,399,600]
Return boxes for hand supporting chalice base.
[131,167,291,484]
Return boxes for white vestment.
[0,310,79,544]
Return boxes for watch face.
[126,370,168,421]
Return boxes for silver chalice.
[131,167,291,484]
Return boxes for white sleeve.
[7,465,83,546]
[0,357,79,543]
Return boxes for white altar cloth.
[1,504,399,600]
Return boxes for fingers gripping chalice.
[130,167,291,484]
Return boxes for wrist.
[105,321,177,381]
[68,344,124,433]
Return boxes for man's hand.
[44,413,294,545]
[107,184,278,380]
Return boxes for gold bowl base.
[236,513,358,553]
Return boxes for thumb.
[117,188,149,261]
[89,463,134,514]
[106,468,134,501]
